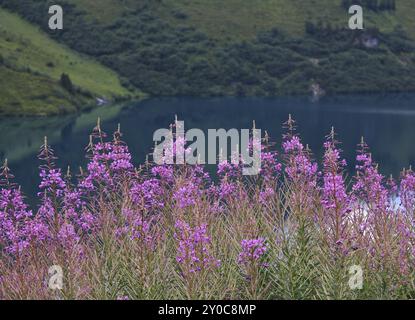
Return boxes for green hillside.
[1,0,415,108]
[0,8,135,116]
[161,0,415,40]
[65,0,415,40]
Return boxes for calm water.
[1,94,415,204]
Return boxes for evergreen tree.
[60,73,75,94]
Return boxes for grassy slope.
[68,0,415,41]
[0,65,80,116]
[2,0,415,106]
[0,8,132,116]
[161,0,415,41]
[60,0,415,96]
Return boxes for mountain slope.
[1,0,415,102]
[0,8,134,116]
[66,0,415,40]
[161,0,415,40]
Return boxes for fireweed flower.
[37,140,66,238]
[395,215,415,275]
[118,208,155,249]
[130,178,164,212]
[283,137,318,185]
[63,184,94,234]
[62,186,81,221]
[282,117,318,188]
[151,165,174,183]
[352,144,389,212]
[0,187,33,256]
[259,187,275,206]
[260,151,282,184]
[282,135,303,153]
[352,143,388,242]
[81,125,134,194]
[37,196,55,221]
[38,171,66,233]
[188,165,211,186]
[110,128,134,174]
[37,139,66,200]
[217,179,238,201]
[282,118,318,213]
[109,143,134,173]
[174,220,220,273]
[37,139,83,248]
[351,140,402,265]
[0,161,47,256]
[322,147,348,211]
[173,182,201,209]
[387,175,398,195]
[395,169,415,274]
[209,179,250,215]
[282,115,318,180]
[321,132,350,253]
[399,169,415,214]
[80,141,114,191]
[238,238,268,267]
[217,160,242,179]
[352,149,383,209]
[216,157,240,201]
[39,169,66,198]
[57,222,80,249]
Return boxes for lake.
[1,94,415,205]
